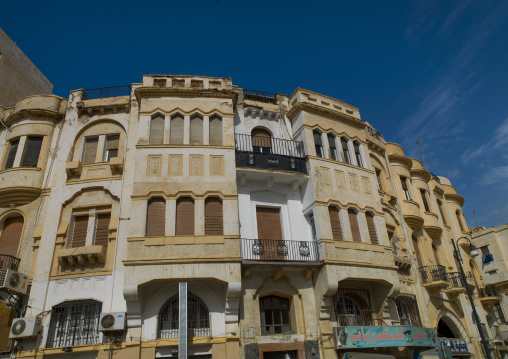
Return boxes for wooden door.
[256,207,283,260]
[0,217,23,257]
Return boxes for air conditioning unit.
[0,269,28,295]
[9,317,41,339]
[99,312,126,332]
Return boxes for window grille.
[158,293,210,339]
[493,303,506,324]
[260,295,291,335]
[334,288,373,326]
[395,294,422,327]
[47,300,101,348]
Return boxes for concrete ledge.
[57,245,107,267]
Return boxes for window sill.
[0,166,42,174]
[57,245,107,267]
[142,235,226,246]
[306,155,373,173]
[66,157,123,179]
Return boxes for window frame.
[313,130,324,158]
[340,137,351,164]
[327,133,338,161]
[4,138,20,169]
[420,189,431,212]
[102,133,120,162]
[21,136,44,167]
[259,295,292,335]
[353,141,363,167]
[81,136,100,164]
[400,176,411,200]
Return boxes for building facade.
[0,75,504,359]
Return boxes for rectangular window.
[328,134,337,161]
[341,138,351,164]
[4,139,19,169]
[103,134,119,161]
[493,303,506,324]
[68,215,89,248]
[395,294,422,327]
[354,142,363,167]
[21,136,43,167]
[93,213,111,246]
[438,201,447,225]
[420,189,430,212]
[82,137,99,164]
[375,169,383,191]
[400,177,411,200]
[68,212,111,248]
[309,213,317,240]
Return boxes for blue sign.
[439,338,468,353]
[334,326,438,349]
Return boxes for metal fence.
[82,85,131,100]
[243,89,277,104]
[419,265,447,284]
[447,272,466,289]
[240,238,321,262]
[235,134,305,157]
[0,254,20,271]
[478,285,498,298]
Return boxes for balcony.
[240,238,321,263]
[235,134,307,174]
[444,272,466,294]
[78,85,131,115]
[423,212,442,240]
[419,265,449,289]
[478,285,499,308]
[82,85,132,100]
[401,200,424,230]
[0,254,20,271]
[243,89,278,104]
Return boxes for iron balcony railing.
[240,238,321,262]
[235,134,307,174]
[158,327,210,339]
[419,265,447,284]
[243,89,277,104]
[478,285,498,298]
[82,85,132,100]
[0,254,20,271]
[447,272,466,289]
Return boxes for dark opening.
[263,351,298,359]
[437,319,457,338]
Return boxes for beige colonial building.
[0,74,504,359]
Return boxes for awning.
[343,353,396,359]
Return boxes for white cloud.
[461,118,508,164]
[477,165,508,186]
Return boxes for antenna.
[416,140,428,170]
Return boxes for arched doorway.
[437,318,458,338]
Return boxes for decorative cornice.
[387,153,413,170]
[134,87,238,107]
[138,107,234,117]
[286,102,366,129]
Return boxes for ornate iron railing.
[82,85,131,100]
[419,265,447,284]
[478,285,498,298]
[447,272,466,289]
[334,288,374,326]
[0,254,20,271]
[240,238,320,262]
[243,89,277,104]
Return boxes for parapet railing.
[82,85,132,100]
[243,89,277,104]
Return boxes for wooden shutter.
[256,207,282,241]
[69,215,88,248]
[146,198,166,237]
[22,137,43,167]
[93,213,110,247]
[205,197,223,235]
[341,138,350,163]
[5,139,19,169]
[209,116,223,146]
[251,128,271,149]
[150,115,165,145]
[176,197,194,236]
[328,206,343,240]
[106,134,119,150]
[190,116,203,145]
[365,212,379,244]
[170,115,184,145]
[0,216,24,257]
[328,134,337,160]
[82,137,98,164]
[348,209,362,242]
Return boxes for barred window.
[335,288,373,326]
[158,293,210,338]
[47,300,101,348]
[260,295,291,335]
[493,303,506,324]
[395,294,422,327]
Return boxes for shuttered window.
[329,206,344,240]
[348,209,362,243]
[252,128,272,153]
[256,207,283,241]
[313,130,323,157]
[170,115,184,145]
[93,213,110,247]
[205,197,223,235]
[146,197,166,237]
[68,215,89,248]
[328,134,337,161]
[21,136,43,167]
[0,216,24,257]
[5,139,19,169]
[354,141,363,167]
[209,116,223,146]
[190,115,203,145]
[341,138,351,164]
[365,212,379,244]
[82,137,99,164]
[176,197,194,236]
[103,134,120,161]
[150,115,165,145]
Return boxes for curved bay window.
[158,293,210,338]
[335,288,373,326]
[260,295,291,335]
[47,300,101,348]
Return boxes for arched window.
[328,206,344,241]
[437,200,447,225]
[158,293,210,338]
[348,209,362,242]
[205,197,223,235]
[327,133,337,161]
[313,130,323,157]
[252,128,272,154]
[341,137,351,164]
[170,114,184,145]
[209,115,223,146]
[335,288,373,326]
[146,197,166,237]
[0,216,24,258]
[47,300,101,348]
[190,114,203,145]
[456,211,465,232]
[353,141,363,167]
[149,114,165,145]
[176,197,194,235]
[365,212,379,244]
[259,295,291,335]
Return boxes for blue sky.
[2,0,508,228]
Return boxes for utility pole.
[416,140,428,170]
